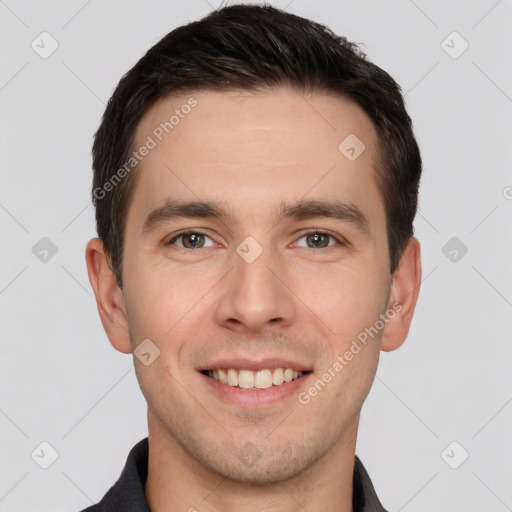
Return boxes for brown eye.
[295,231,342,249]
[167,231,214,249]
[307,232,330,248]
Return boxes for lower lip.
[199,371,312,408]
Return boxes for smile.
[202,368,310,390]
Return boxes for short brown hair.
[92,3,422,289]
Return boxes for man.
[83,3,422,511]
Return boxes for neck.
[144,410,359,512]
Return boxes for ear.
[380,236,422,352]
[85,237,132,354]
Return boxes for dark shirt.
[79,438,388,512]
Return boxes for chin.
[192,439,328,487]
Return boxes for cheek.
[123,260,222,369]
[334,351,379,413]
[123,251,190,334]
[133,357,186,425]
[294,266,387,339]
[296,339,380,437]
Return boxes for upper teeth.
[207,368,305,389]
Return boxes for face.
[106,87,402,484]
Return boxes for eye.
[294,230,344,249]
[165,230,345,251]
[166,230,216,249]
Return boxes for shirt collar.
[81,437,388,512]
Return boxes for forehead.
[135,87,379,163]
[127,87,385,236]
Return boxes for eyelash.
[165,230,345,250]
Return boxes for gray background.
[1,0,511,510]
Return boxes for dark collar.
[79,438,388,512]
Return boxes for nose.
[213,241,296,333]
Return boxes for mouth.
[200,367,312,391]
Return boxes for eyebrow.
[142,198,371,237]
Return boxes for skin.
[86,86,421,512]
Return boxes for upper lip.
[198,358,313,372]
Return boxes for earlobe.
[380,236,422,352]
[85,238,133,354]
